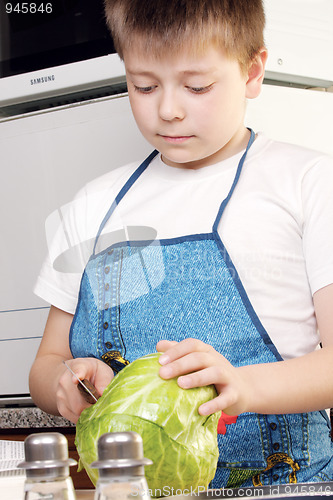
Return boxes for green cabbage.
[75,352,220,496]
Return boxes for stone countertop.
[0,406,75,429]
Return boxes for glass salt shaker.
[18,432,77,500]
[91,432,153,500]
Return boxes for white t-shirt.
[34,133,333,360]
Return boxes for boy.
[30,0,333,488]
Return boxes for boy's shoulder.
[84,159,145,195]
[72,153,158,205]
[253,132,333,170]
[65,157,155,225]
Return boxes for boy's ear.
[245,48,268,99]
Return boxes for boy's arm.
[29,305,113,423]
[245,283,333,415]
[313,283,333,349]
[157,284,333,416]
[29,305,77,418]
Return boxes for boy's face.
[124,45,256,169]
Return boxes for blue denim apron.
[70,130,333,487]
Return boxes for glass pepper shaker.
[18,432,77,500]
[91,432,153,500]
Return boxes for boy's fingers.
[198,383,240,416]
[158,338,212,366]
[56,384,90,423]
[177,365,227,388]
[159,351,208,379]
[159,349,226,380]
[63,359,89,381]
[198,394,236,417]
[156,340,178,352]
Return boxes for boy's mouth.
[159,135,193,144]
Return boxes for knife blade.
[63,360,100,404]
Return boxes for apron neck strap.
[212,128,255,233]
[93,149,159,255]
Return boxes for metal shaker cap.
[18,432,76,478]
[90,432,152,474]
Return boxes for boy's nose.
[158,90,185,121]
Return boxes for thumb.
[94,365,114,395]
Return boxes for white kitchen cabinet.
[264,0,333,87]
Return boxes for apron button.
[103,322,109,329]
[105,283,110,291]
[270,423,277,430]
[104,266,110,274]
[105,342,113,349]
[104,303,109,310]
[273,442,280,451]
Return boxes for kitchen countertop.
[1,406,332,431]
[0,406,74,429]
[1,406,332,432]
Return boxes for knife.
[63,360,100,404]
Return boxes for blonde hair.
[104,0,265,71]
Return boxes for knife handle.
[77,379,100,404]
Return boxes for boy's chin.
[160,153,211,170]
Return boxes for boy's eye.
[133,85,156,94]
[188,84,213,94]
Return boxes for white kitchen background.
[0,0,333,404]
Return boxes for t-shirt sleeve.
[302,154,333,294]
[33,162,139,313]
[34,185,94,314]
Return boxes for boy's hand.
[156,339,250,417]
[56,357,113,423]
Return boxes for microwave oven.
[0,0,127,117]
